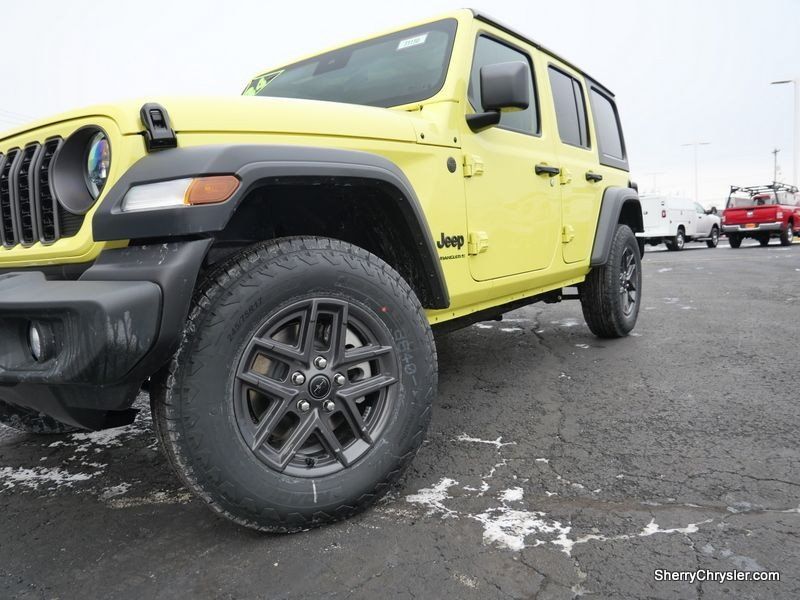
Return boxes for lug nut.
[314,356,328,369]
[297,399,311,413]
[333,373,346,386]
[291,372,306,385]
[323,400,336,412]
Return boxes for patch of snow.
[658,267,672,273]
[574,343,590,349]
[500,487,524,502]
[107,490,194,509]
[455,434,515,449]
[99,482,131,501]
[406,478,459,517]
[0,466,93,491]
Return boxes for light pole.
[771,79,799,186]
[681,142,710,202]
[772,148,780,183]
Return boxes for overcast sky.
[2,0,798,204]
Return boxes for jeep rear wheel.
[580,224,642,338]
[0,401,78,434]
[780,222,794,246]
[151,237,436,532]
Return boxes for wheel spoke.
[274,413,321,471]
[329,301,350,361]
[338,374,397,402]
[336,397,373,444]
[337,345,393,368]
[249,399,293,453]
[252,337,305,365]
[296,299,321,363]
[316,417,349,467]
[238,371,299,402]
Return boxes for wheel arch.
[94,144,450,309]
[590,186,643,266]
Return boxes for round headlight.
[85,132,110,198]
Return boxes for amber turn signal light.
[185,176,240,205]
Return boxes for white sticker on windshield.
[397,33,428,50]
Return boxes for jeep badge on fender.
[0,9,642,533]
[437,233,465,250]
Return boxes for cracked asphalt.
[1,239,799,599]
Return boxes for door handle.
[535,164,560,177]
[585,171,603,182]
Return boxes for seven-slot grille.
[0,138,80,249]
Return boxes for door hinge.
[463,154,484,177]
[561,225,575,243]
[467,231,489,255]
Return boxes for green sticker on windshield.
[242,70,283,96]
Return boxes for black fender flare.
[94,144,449,308]
[590,186,643,266]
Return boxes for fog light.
[28,322,51,362]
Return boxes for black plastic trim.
[590,186,642,266]
[94,144,449,309]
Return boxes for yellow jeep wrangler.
[0,10,642,531]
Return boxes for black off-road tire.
[580,224,642,338]
[780,222,794,246]
[706,226,719,248]
[150,237,436,532]
[0,401,78,434]
[759,235,770,247]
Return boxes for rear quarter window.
[588,85,628,171]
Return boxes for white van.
[637,195,721,251]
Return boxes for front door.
[462,34,561,281]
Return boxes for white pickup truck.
[637,195,721,251]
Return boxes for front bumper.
[0,239,210,429]
[0,273,160,385]
[722,222,782,233]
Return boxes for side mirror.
[706,207,717,215]
[467,61,530,132]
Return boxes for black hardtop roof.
[469,9,615,97]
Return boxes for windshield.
[243,19,457,108]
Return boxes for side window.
[469,35,539,135]
[548,67,589,148]
[589,88,625,161]
[695,203,705,214]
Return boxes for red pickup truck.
[722,183,800,247]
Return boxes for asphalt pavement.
[1,239,799,599]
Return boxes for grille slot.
[35,138,63,244]
[16,144,41,245]
[0,149,20,248]
[0,136,81,249]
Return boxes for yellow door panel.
[544,62,603,265]
[462,33,561,282]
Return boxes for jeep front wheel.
[151,237,436,532]
[580,224,642,338]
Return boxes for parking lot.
[1,240,799,600]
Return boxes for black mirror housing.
[480,61,530,111]
[466,61,530,132]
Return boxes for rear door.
[545,63,599,264]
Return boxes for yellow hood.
[0,96,418,144]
